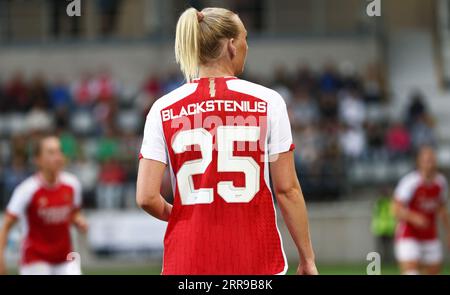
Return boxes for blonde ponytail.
[175,7,239,83]
[175,8,201,83]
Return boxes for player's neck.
[39,170,59,187]
[420,170,436,182]
[198,63,235,79]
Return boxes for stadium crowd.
[0,63,437,208]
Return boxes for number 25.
[172,126,260,205]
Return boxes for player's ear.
[227,38,237,60]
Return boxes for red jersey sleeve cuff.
[289,143,296,151]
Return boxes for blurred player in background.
[0,135,88,275]
[136,7,316,275]
[392,146,450,274]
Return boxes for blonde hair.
[175,7,239,82]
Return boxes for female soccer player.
[393,146,450,275]
[0,135,87,275]
[136,7,317,275]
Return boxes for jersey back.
[140,77,294,274]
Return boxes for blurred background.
[0,0,450,274]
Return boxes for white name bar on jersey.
[161,99,267,122]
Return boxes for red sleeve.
[289,144,296,151]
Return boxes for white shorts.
[395,238,443,265]
[20,261,82,275]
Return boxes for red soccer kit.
[6,172,82,266]
[394,171,448,241]
[140,77,295,274]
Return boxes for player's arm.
[270,151,317,275]
[136,158,172,222]
[0,213,17,275]
[72,210,88,234]
[391,200,428,229]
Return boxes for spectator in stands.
[93,100,118,135]
[385,121,411,158]
[295,64,317,93]
[69,153,99,208]
[122,159,138,209]
[91,67,121,103]
[50,78,72,110]
[59,131,79,162]
[318,92,338,123]
[1,154,29,207]
[406,90,427,127]
[294,124,323,166]
[49,77,71,131]
[272,66,293,105]
[363,62,384,103]
[339,124,367,159]
[4,71,30,112]
[291,86,319,127]
[273,65,292,89]
[9,135,29,163]
[365,122,385,160]
[142,74,162,98]
[96,127,120,161]
[162,70,183,93]
[0,79,6,113]
[320,139,343,199]
[410,115,436,151]
[25,106,54,133]
[28,73,50,110]
[319,62,341,93]
[96,158,126,209]
[338,87,367,128]
[71,71,96,108]
[136,74,161,116]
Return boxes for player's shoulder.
[151,82,199,112]
[60,171,81,188]
[435,173,448,187]
[226,78,286,106]
[14,174,40,194]
[399,170,422,186]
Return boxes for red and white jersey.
[6,172,82,265]
[394,171,448,241]
[140,77,294,274]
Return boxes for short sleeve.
[268,94,295,156]
[394,174,418,204]
[6,183,33,218]
[140,102,168,164]
[60,172,83,209]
